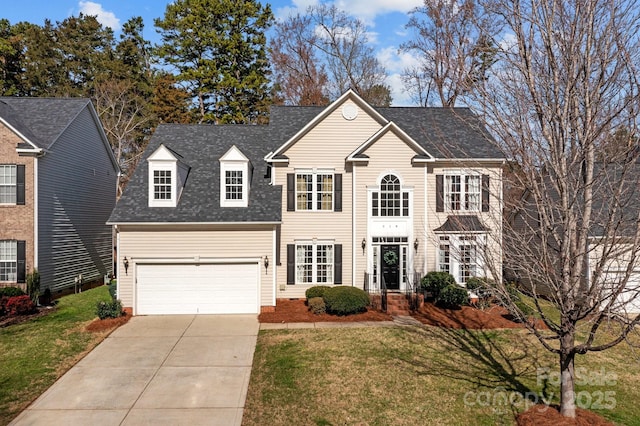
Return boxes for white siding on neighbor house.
[38,105,117,294]
[274,101,383,298]
[589,242,640,314]
[117,225,275,310]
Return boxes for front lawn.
[244,325,640,425]
[0,286,112,425]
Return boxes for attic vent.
[342,104,358,121]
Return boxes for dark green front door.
[381,244,400,290]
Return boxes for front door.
[381,244,400,290]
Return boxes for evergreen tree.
[155,0,273,124]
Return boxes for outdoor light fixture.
[123,256,129,275]
[361,238,366,254]
[414,238,419,251]
[264,255,269,273]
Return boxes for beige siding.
[117,225,275,310]
[274,102,383,298]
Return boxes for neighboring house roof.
[108,124,282,224]
[434,215,490,233]
[0,97,90,149]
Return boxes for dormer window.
[220,145,251,208]
[147,144,189,208]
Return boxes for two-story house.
[0,98,118,295]
[108,91,505,315]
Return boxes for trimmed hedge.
[96,299,123,320]
[308,297,326,315]
[421,271,456,300]
[0,287,26,298]
[305,285,332,301]
[322,286,370,316]
[436,284,469,308]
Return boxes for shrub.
[26,269,40,305]
[305,285,331,301]
[465,277,484,293]
[0,296,8,316]
[308,297,326,315]
[5,295,35,316]
[0,286,26,298]
[322,286,370,316]
[108,280,117,300]
[96,299,123,320]
[436,284,469,309]
[421,271,456,300]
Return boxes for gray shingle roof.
[433,215,490,233]
[110,103,503,224]
[108,124,282,224]
[0,97,90,149]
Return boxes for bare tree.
[473,0,640,418]
[271,4,391,106]
[270,13,329,106]
[94,79,154,197]
[401,0,498,107]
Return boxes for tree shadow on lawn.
[395,320,553,417]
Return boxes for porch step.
[386,294,411,315]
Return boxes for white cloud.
[334,0,422,23]
[377,46,422,106]
[78,1,120,31]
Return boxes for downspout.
[352,165,356,287]
[272,225,277,306]
[33,156,38,269]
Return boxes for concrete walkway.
[11,315,259,426]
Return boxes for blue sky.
[1,0,423,105]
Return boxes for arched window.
[372,174,408,217]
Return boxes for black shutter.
[287,244,295,284]
[334,173,342,212]
[16,240,26,283]
[287,173,295,211]
[334,244,342,284]
[436,175,444,212]
[482,175,490,212]
[16,165,25,205]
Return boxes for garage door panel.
[136,263,259,315]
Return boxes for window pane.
[0,240,17,281]
[316,174,333,210]
[380,174,401,216]
[296,245,313,283]
[446,175,461,211]
[316,244,333,283]
[225,170,243,200]
[153,170,172,200]
[0,165,16,204]
[296,174,312,210]
[372,193,379,216]
[465,175,480,211]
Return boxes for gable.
[348,122,434,164]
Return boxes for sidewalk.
[260,315,422,329]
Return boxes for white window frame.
[436,234,485,284]
[0,240,17,282]
[444,171,481,212]
[295,170,334,211]
[370,174,411,217]
[0,165,17,205]
[220,163,248,207]
[295,240,334,284]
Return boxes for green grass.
[244,325,640,425]
[0,286,112,425]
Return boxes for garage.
[601,270,640,315]
[136,262,259,315]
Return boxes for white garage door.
[136,263,259,315]
[601,271,640,315]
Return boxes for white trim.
[346,121,434,161]
[266,90,388,161]
[0,118,40,150]
[293,169,335,212]
[352,164,357,287]
[292,240,335,285]
[272,225,277,306]
[132,256,261,264]
[115,229,120,300]
[33,157,38,269]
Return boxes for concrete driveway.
[11,315,259,426]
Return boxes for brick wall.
[0,123,35,286]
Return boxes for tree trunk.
[559,341,576,418]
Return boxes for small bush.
[108,280,117,300]
[5,295,35,316]
[421,271,456,300]
[322,286,370,316]
[308,297,326,315]
[305,285,331,301]
[436,284,469,309]
[0,286,26,298]
[26,269,40,305]
[96,299,123,320]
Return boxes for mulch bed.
[259,299,393,323]
[0,305,57,328]
[516,404,614,425]
[85,311,131,332]
[412,302,548,330]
